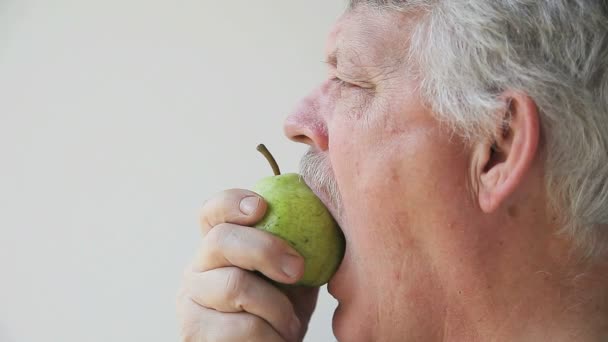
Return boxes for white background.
[0,1,346,341]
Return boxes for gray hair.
[350,0,608,259]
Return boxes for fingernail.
[239,196,260,216]
[282,254,302,279]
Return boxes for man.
[177,1,608,341]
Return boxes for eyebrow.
[325,48,361,69]
[325,46,375,85]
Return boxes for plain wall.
[0,1,346,341]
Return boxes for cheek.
[328,120,475,296]
[328,119,420,290]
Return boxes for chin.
[332,303,341,335]
[332,304,371,342]
[332,304,347,341]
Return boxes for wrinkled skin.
[284,5,608,342]
[178,4,608,342]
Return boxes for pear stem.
[256,144,281,176]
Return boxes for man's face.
[286,7,485,341]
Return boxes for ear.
[473,92,540,213]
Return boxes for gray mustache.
[299,149,343,215]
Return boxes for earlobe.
[474,92,540,213]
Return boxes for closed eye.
[331,77,356,88]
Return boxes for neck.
[442,235,608,342]
[488,268,607,342]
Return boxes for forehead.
[325,6,412,68]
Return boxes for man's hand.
[177,189,320,342]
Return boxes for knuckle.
[178,303,204,342]
[198,192,233,229]
[224,268,248,304]
[199,205,215,234]
[199,197,213,221]
[251,234,282,262]
[199,189,262,232]
[206,314,251,342]
[198,224,247,272]
[206,314,262,341]
[230,314,264,338]
[240,315,262,337]
[249,242,272,264]
[206,223,235,248]
[222,224,243,246]
[263,234,283,252]
[180,323,201,342]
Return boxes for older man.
[178,1,608,341]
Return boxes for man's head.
[287,1,608,341]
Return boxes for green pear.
[252,144,345,287]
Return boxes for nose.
[283,86,330,151]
